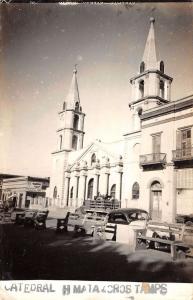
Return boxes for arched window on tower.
[140,61,145,73]
[137,107,143,117]
[91,153,96,166]
[59,135,63,150]
[139,80,144,98]
[87,178,94,199]
[53,186,57,199]
[79,106,82,112]
[75,102,79,111]
[160,80,164,98]
[63,102,66,111]
[160,61,164,73]
[72,135,78,150]
[73,114,79,130]
[110,184,116,199]
[132,182,140,199]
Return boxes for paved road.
[1,221,193,282]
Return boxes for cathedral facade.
[49,18,193,223]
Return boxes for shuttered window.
[176,128,191,156]
[152,134,161,153]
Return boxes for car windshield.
[127,211,147,221]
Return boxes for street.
[0,217,193,282]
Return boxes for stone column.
[100,164,110,196]
[75,175,80,208]
[63,173,70,207]
[93,165,100,198]
[78,162,88,205]
[116,158,123,207]
[83,175,88,205]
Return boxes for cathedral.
[49,18,193,223]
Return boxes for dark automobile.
[100,208,150,243]
[176,214,193,226]
[107,208,150,225]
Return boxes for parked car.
[34,210,49,229]
[67,208,109,236]
[96,208,150,243]
[176,214,193,226]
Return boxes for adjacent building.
[1,175,49,209]
[49,18,193,223]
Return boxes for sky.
[0,3,193,178]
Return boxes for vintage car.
[95,208,150,243]
[176,214,193,226]
[66,208,109,235]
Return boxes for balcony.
[172,147,193,165]
[140,153,166,169]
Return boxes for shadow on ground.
[0,224,193,282]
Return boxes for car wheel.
[185,221,193,226]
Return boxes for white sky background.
[0,3,193,177]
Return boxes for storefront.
[1,176,49,209]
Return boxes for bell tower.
[129,18,173,131]
[50,66,85,207]
[57,66,85,152]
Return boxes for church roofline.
[67,140,124,170]
[129,95,170,106]
[123,129,141,137]
[140,95,193,121]
[130,70,173,83]
[52,149,72,155]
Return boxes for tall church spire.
[142,17,158,70]
[129,17,173,131]
[66,65,80,108]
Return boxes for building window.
[177,128,192,157]
[63,102,66,111]
[160,61,164,73]
[72,135,78,150]
[140,61,145,73]
[110,184,116,199]
[132,182,139,199]
[87,178,94,199]
[70,187,73,199]
[139,80,144,98]
[137,107,143,117]
[53,186,57,199]
[152,133,161,154]
[91,153,96,165]
[59,135,63,150]
[73,114,79,130]
[160,80,164,98]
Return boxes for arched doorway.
[87,178,94,200]
[110,184,116,199]
[150,181,162,221]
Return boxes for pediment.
[67,140,124,171]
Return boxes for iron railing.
[172,147,193,161]
[140,153,166,166]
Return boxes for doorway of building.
[87,178,94,199]
[150,181,162,221]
